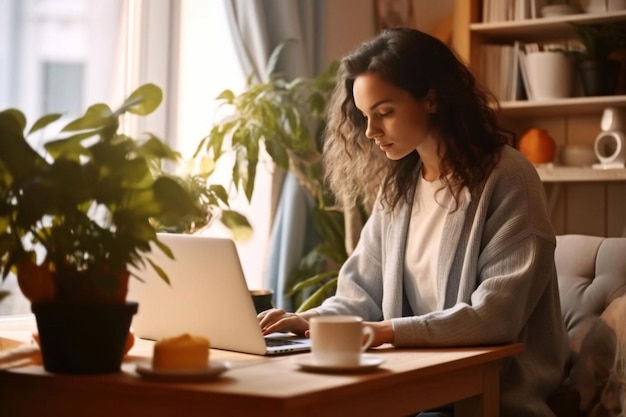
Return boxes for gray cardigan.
[305,146,569,416]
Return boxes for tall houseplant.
[0,83,202,373]
[194,44,356,311]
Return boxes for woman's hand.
[364,320,395,347]
[258,310,394,347]
[257,308,310,336]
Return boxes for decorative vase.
[32,301,138,374]
[577,59,621,97]
[525,51,574,100]
[518,128,557,164]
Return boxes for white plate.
[135,360,231,382]
[293,354,385,373]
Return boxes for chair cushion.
[556,235,626,355]
[555,234,626,416]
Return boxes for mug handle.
[360,325,375,352]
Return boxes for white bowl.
[560,145,598,167]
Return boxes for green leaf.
[44,130,96,160]
[146,257,170,285]
[231,141,257,202]
[152,176,203,226]
[0,109,27,134]
[286,270,338,296]
[264,39,297,79]
[200,124,229,161]
[220,210,253,241]
[215,89,235,103]
[312,208,346,260]
[0,120,49,181]
[295,278,338,312]
[119,83,163,116]
[50,158,98,205]
[61,103,114,132]
[28,113,63,135]
[208,184,230,205]
[138,134,180,160]
[154,238,174,260]
[264,139,290,170]
[198,156,216,177]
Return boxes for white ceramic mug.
[309,315,375,367]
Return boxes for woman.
[259,28,568,416]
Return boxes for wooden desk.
[0,315,523,417]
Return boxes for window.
[0,0,124,315]
[42,61,84,115]
[0,0,271,306]
[174,0,272,290]
[0,0,123,150]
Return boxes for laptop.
[127,233,311,355]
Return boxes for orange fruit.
[519,128,556,164]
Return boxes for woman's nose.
[365,119,381,139]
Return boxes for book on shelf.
[529,0,547,19]
[480,41,527,102]
[517,44,533,100]
[482,0,547,22]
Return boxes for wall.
[321,0,454,66]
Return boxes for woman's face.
[353,72,436,161]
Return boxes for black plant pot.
[577,59,621,96]
[32,301,138,374]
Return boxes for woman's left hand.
[364,320,395,347]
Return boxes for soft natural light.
[0,0,273,316]
[175,0,273,290]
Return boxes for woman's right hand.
[257,308,310,336]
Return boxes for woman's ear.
[425,89,438,114]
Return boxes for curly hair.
[323,28,513,212]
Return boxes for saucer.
[135,360,231,382]
[293,354,385,373]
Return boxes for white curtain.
[223,0,325,310]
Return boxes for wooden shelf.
[536,166,626,183]
[498,95,626,117]
[470,10,626,42]
[457,1,626,236]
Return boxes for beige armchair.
[549,234,626,417]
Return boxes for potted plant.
[0,83,203,373]
[194,43,353,311]
[570,22,626,96]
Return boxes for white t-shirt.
[404,174,453,315]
